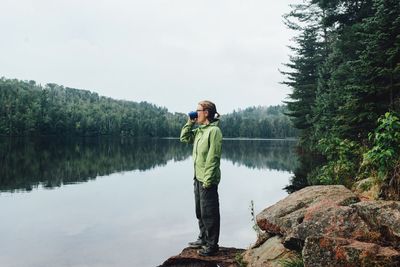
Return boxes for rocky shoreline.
[159,185,400,266]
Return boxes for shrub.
[362,112,400,182]
[308,137,361,186]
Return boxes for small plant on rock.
[249,200,263,239]
[235,252,247,267]
[279,253,304,267]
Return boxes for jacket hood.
[199,119,220,128]
[210,119,220,126]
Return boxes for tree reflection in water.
[223,139,298,172]
[0,137,297,192]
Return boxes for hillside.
[0,77,297,138]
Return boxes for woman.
[180,100,222,256]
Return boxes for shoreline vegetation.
[282,0,400,200]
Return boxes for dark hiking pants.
[194,178,220,248]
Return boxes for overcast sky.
[1,0,299,114]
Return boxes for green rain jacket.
[180,119,223,188]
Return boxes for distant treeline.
[0,78,185,137]
[220,105,298,138]
[0,77,297,138]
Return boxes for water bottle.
[188,111,198,120]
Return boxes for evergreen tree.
[284,0,400,194]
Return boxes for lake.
[0,137,297,267]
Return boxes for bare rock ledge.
[159,247,245,267]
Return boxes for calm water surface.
[0,138,297,267]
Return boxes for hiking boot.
[197,245,219,256]
[188,239,206,248]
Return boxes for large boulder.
[256,185,367,249]
[303,236,400,267]
[256,185,359,234]
[352,201,400,248]
[252,185,400,267]
[242,235,296,267]
[285,200,382,249]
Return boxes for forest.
[283,0,400,198]
[220,105,298,138]
[0,77,296,138]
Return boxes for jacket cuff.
[186,120,195,127]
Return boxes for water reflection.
[0,137,191,192]
[223,139,298,172]
[0,137,297,192]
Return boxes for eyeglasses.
[196,109,205,112]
